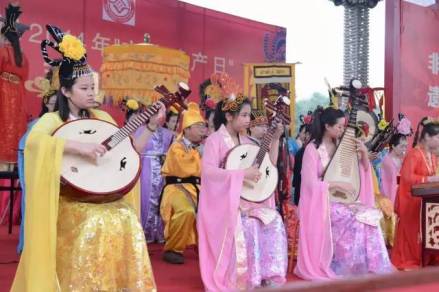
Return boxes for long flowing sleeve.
[294,143,336,280]
[11,113,65,292]
[11,110,143,292]
[358,158,375,208]
[395,149,425,216]
[400,149,427,186]
[197,132,246,291]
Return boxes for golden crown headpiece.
[41,25,92,81]
[210,72,245,112]
[222,93,246,112]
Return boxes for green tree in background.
[293,92,329,135]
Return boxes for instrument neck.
[102,103,161,150]
[347,107,358,129]
[254,125,276,166]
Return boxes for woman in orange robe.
[391,118,439,270]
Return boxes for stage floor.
[2,225,439,292]
[0,225,300,292]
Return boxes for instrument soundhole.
[120,157,127,171]
[240,152,248,160]
[265,167,270,177]
[333,190,347,200]
[71,166,78,173]
[79,129,97,135]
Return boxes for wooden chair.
[0,165,21,234]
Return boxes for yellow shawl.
[11,109,141,292]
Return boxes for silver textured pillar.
[343,5,369,87]
[329,0,382,109]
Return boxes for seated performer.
[11,25,156,291]
[288,118,310,156]
[132,100,174,243]
[357,121,397,247]
[164,107,180,134]
[392,117,439,270]
[160,102,206,264]
[381,116,411,206]
[198,93,287,290]
[292,114,312,206]
[295,107,393,280]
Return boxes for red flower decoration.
[205,98,216,110]
[303,115,312,125]
[359,121,370,137]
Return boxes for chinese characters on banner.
[428,52,439,108]
[190,52,233,74]
[386,1,439,127]
[15,0,285,121]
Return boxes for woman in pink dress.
[295,107,393,280]
[197,94,287,291]
[380,116,412,206]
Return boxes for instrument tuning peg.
[154,84,171,96]
[350,79,362,90]
[280,95,290,105]
[177,82,191,99]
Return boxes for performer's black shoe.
[163,251,184,264]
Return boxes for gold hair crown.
[222,93,246,112]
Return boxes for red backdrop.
[13,0,285,121]
[385,1,439,128]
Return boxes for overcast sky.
[180,0,385,100]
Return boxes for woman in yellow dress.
[11,25,157,292]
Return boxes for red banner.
[14,0,285,120]
[385,1,439,127]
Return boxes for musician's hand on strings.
[244,165,261,183]
[65,140,107,162]
[75,142,107,162]
[355,139,369,161]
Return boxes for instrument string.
[108,104,161,148]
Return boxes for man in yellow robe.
[160,102,206,264]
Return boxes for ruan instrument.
[224,96,290,202]
[53,83,189,203]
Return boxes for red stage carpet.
[0,225,300,292]
[3,224,439,291]
[0,226,19,292]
